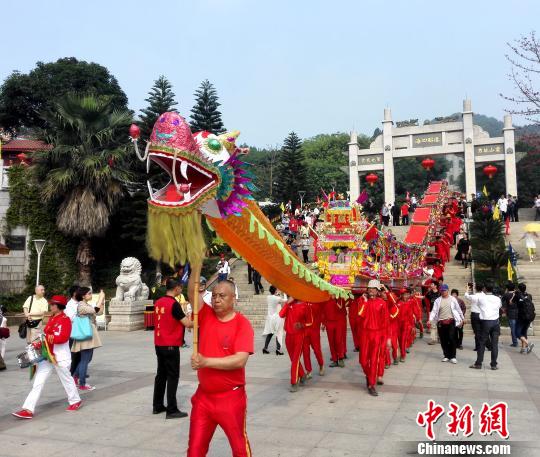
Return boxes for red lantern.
[129,124,141,140]
[365,173,378,187]
[421,157,435,171]
[483,164,497,179]
[16,153,27,162]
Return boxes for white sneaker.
[441,357,449,362]
[450,358,457,364]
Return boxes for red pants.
[349,315,361,350]
[302,327,324,373]
[389,320,399,361]
[325,321,345,362]
[285,332,305,385]
[398,323,412,359]
[187,387,251,457]
[359,330,386,388]
[340,315,348,355]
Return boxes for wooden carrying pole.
[191,265,201,357]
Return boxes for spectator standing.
[513,283,535,354]
[300,235,310,263]
[391,203,400,226]
[497,194,508,221]
[216,255,230,281]
[252,269,264,295]
[22,285,49,343]
[153,279,193,418]
[463,283,486,352]
[425,282,440,345]
[381,203,390,226]
[65,286,81,376]
[535,195,540,221]
[456,233,471,268]
[0,305,7,368]
[502,283,519,347]
[401,201,410,226]
[507,196,515,222]
[71,287,105,391]
[466,284,502,370]
[12,295,81,419]
[429,285,464,364]
[451,289,466,350]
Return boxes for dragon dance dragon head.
[130,112,254,267]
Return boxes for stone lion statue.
[114,257,149,301]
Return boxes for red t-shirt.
[197,304,254,393]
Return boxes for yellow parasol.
[524,223,540,233]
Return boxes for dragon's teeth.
[180,160,188,180]
[146,180,154,199]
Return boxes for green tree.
[275,132,306,207]
[516,137,540,205]
[34,94,133,284]
[190,80,225,134]
[139,75,178,140]
[470,210,508,279]
[0,57,128,133]
[393,157,450,203]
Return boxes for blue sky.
[2,0,538,146]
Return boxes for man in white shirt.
[199,277,212,306]
[463,283,487,352]
[465,284,501,370]
[216,255,230,281]
[497,195,508,221]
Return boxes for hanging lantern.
[421,157,435,171]
[129,124,141,140]
[483,164,497,179]
[365,173,379,187]
[16,153,29,166]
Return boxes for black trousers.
[382,215,390,226]
[70,339,81,376]
[254,277,263,294]
[438,321,457,359]
[471,312,491,350]
[247,264,253,284]
[263,334,281,351]
[302,249,309,263]
[153,346,180,413]
[456,326,464,348]
[401,215,409,225]
[475,320,500,367]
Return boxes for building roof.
[1,139,51,152]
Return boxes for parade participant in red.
[153,279,193,419]
[397,288,415,361]
[322,297,347,367]
[432,260,444,282]
[358,280,395,396]
[384,289,400,366]
[279,297,311,392]
[188,281,254,457]
[412,291,424,342]
[348,294,362,352]
[13,295,81,419]
[302,301,325,378]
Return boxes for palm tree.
[34,94,133,284]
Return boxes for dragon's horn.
[219,131,240,153]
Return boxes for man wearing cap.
[13,295,81,419]
[216,255,230,281]
[198,277,212,306]
[358,280,396,396]
[429,285,464,364]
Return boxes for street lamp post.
[298,190,306,209]
[33,239,46,286]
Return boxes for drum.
[16,338,45,368]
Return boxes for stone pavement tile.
[261,426,327,448]
[314,431,378,452]
[308,447,361,457]
[254,445,312,457]
[0,433,77,457]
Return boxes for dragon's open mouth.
[147,151,219,207]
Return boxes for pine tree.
[190,79,225,134]
[275,132,307,207]
[140,75,178,139]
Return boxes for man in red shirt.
[153,279,193,419]
[302,301,324,378]
[280,298,311,392]
[400,202,410,225]
[397,288,415,362]
[188,280,254,457]
[358,280,395,396]
[322,297,347,367]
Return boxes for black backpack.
[521,294,536,322]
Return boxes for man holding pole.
[188,279,254,457]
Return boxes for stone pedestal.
[108,299,151,331]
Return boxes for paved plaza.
[1,329,540,457]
